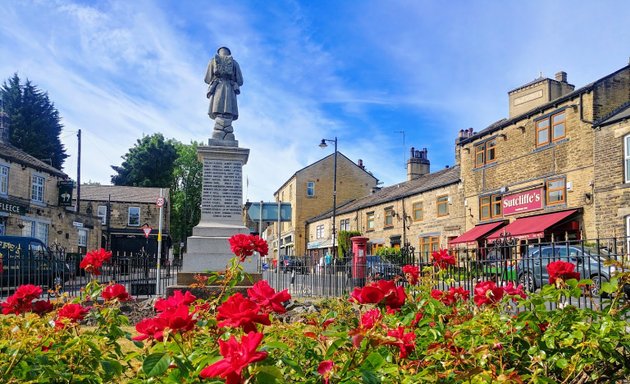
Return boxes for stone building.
[77,185,171,258]
[0,141,101,252]
[452,63,630,250]
[306,149,464,261]
[593,103,630,245]
[268,152,378,259]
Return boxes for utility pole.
[76,129,81,213]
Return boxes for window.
[128,207,140,226]
[78,229,88,247]
[339,219,350,231]
[97,205,107,225]
[316,224,324,239]
[366,211,375,231]
[306,181,315,197]
[384,207,394,228]
[31,174,45,203]
[474,139,497,168]
[22,220,48,243]
[536,111,566,147]
[437,195,449,217]
[479,194,502,220]
[0,217,5,235]
[0,165,8,195]
[625,135,630,183]
[412,202,423,221]
[546,178,566,206]
[419,236,439,258]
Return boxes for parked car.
[366,255,402,280]
[516,244,621,296]
[280,255,305,274]
[0,235,72,289]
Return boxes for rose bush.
[0,240,628,383]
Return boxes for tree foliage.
[111,133,178,187]
[1,73,68,169]
[337,230,362,258]
[169,141,202,253]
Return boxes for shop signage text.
[0,199,27,215]
[502,188,543,215]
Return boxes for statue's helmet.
[217,46,231,55]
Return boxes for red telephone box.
[351,236,369,286]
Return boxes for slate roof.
[78,185,169,203]
[594,102,630,127]
[460,64,630,144]
[306,165,460,223]
[0,141,67,178]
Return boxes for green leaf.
[264,341,290,351]
[255,366,284,383]
[324,338,346,359]
[601,279,618,294]
[143,352,171,377]
[555,358,569,369]
[280,356,304,375]
[361,351,385,370]
[361,368,380,384]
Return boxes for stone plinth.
[183,142,255,273]
[166,272,263,299]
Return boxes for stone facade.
[77,185,170,257]
[0,142,101,252]
[456,64,630,245]
[269,153,378,259]
[593,105,630,240]
[306,165,464,260]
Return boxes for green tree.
[337,230,362,259]
[111,133,178,187]
[169,141,202,255]
[1,73,68,169]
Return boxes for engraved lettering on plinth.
[201,159,243,220]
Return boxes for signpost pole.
[156,189,164,295]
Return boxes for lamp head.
[319,139,328,148]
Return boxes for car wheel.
[518,272,535,292]
[590,276,608,297]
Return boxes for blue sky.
[1,1,629,202]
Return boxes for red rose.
[102,284,131,302]
[431,249,456,269]
[386,326,416,358]
[158,304,196,333]
[402,265,420,285]
[547,261,580,284]
[154,290,196,312]
[247,280,291,314]
[133,317,167,342]
[79,248,112,275]
[216,292,271,333]
[349,280,406,310]
[1,284,43,315]
[503,282,527,300]
[317,360,334,384]
[360,308,382,330]
[228,234,269,262]
[55,303,90,328]
[473,281,504,306]
[199,332,268,383]
[31,300,54,315]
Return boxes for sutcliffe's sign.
[502,188,543,215]
[0,198,27,215]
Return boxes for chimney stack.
[555,71,567,83]
[357,159,364,169]
[407,147,430,181]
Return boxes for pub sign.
[58,181,74,207]
[0,198,27,215]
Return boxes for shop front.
[486,209,580,244]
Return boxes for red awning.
[486,209,578,242]
[449,221,507,246]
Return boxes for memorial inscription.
[201,159,243,219]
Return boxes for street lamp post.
[319,137,337,260]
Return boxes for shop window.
[437,195,449,217]
[306,181,315,197]
[339,218,350,231]
[625,134,630,183]
[546,178,566,206]
[316,224,324,239]
[366,211,375,231]
[419,236,439,258]
[128,207,141,226]
[384,207,394,228]
[0,164,8,196]
[412,202,423,221]
[536,111,566,147]
[479,194,502,220]
[78,229,88,247]
[31,174,45,203]
[474,139,497,168]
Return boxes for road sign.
[142,225,152,238]
[156,197,165,207]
